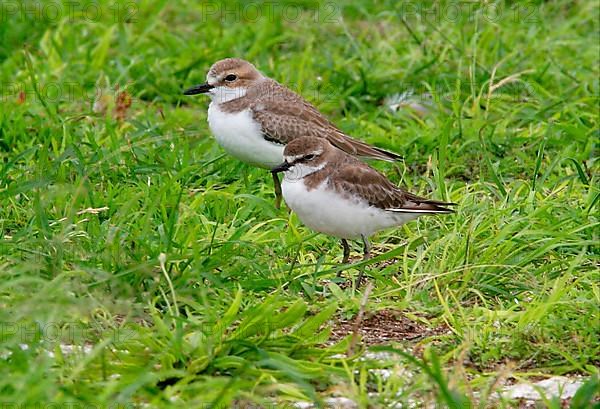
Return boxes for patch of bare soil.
[514,398,571,409]
[329,309,447,345]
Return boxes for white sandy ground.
[292,376,587,408]
[1,344,589,407]
[294,398,359,409]
[293,352,588,408]
[500,376,585,401]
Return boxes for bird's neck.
[210,86,249,105]
[300,164,331,191]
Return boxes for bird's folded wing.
[252,107,334,145]
[251,90,401,161]
[333,165,454,213]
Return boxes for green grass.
[1,0,598,407]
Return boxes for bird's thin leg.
[341,239,350,264]
[272,172,282,209]
[362,235,371,260]
[337,239,350,277]
[356,234,371,285]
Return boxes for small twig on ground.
[347,282,374,356]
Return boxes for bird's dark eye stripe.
[224,74,237,81]
[304,154,315,160]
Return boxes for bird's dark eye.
[304,154,315,161]
[224,74,237,82]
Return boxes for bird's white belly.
[207,103,284,169]
[282,179,417,239]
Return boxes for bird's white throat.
[207,86,247,104]
[283,163,325,181]
[207,103,284,169]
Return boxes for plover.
[183,58,401,208]
[271,136,455,283]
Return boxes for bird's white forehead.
[284,154,302,162]
[284,149,323,163]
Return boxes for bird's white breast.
[281,178,418,239]
[207,102,284,169]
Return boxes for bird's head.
[183,58,264,104]
[272,137,334,180]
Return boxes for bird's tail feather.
[388,199,457,214]
[387,207,455,214]
[330,133,403,162]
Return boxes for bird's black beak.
[183,83,214,95]
[271,161,291,174]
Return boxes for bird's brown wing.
[251,81,402,161]
[331,162,455,213]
